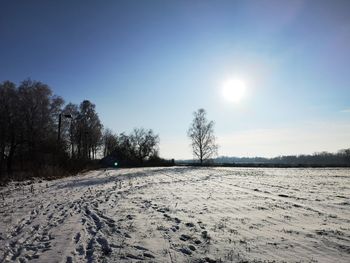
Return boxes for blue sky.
[1,0,350,159]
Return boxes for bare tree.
[130,128,159,163]
[188,108,218,164]
[0,81,19,174]
[113,132,135,162]
[75,100,103,160]
[61,101,103,160]
[102,128,118,157]
[18,80,65,166]
[0,79,67,175]
[62,103,79,157]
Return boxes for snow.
[0,167,349,262]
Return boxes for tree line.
[102,128,164,166]
[0,79,67,178]
[0,79,218,181]
[0,79,163,180]
[213,149,350,166]
[185,109,350,167]
[6,78,344,178]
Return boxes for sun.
[222,78,247,103]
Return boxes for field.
[0,167,349,263]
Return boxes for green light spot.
[114,162,118,166]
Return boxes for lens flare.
[222,78,246,102]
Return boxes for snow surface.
[0,167,349,263]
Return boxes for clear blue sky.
[1,0,349,159]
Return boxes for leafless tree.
[0,78,171,178]
[130,128,159,163]
[188,108,218,164]
[113,132,134,162]
[102,128,118,157]
[75,100,103,160]
[0,81,19,174]
[0,79,65,175]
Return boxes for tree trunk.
[0,145,4,176]
[71,143,74,158]
[7,136,16,174]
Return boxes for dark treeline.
[101,127,174,167]
[0,79,169,181]
[213,150,350,167]
[0,79,104,180]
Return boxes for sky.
[1,0,350,159]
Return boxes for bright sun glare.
[222,78,247,103]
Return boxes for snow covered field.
[0,167,349,263]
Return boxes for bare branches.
[62,100,103,160]
[0,80,105,178]
[188,109,218,164]
[110,128,160,165]
[102,129,118,158]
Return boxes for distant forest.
[180,150,350,167]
